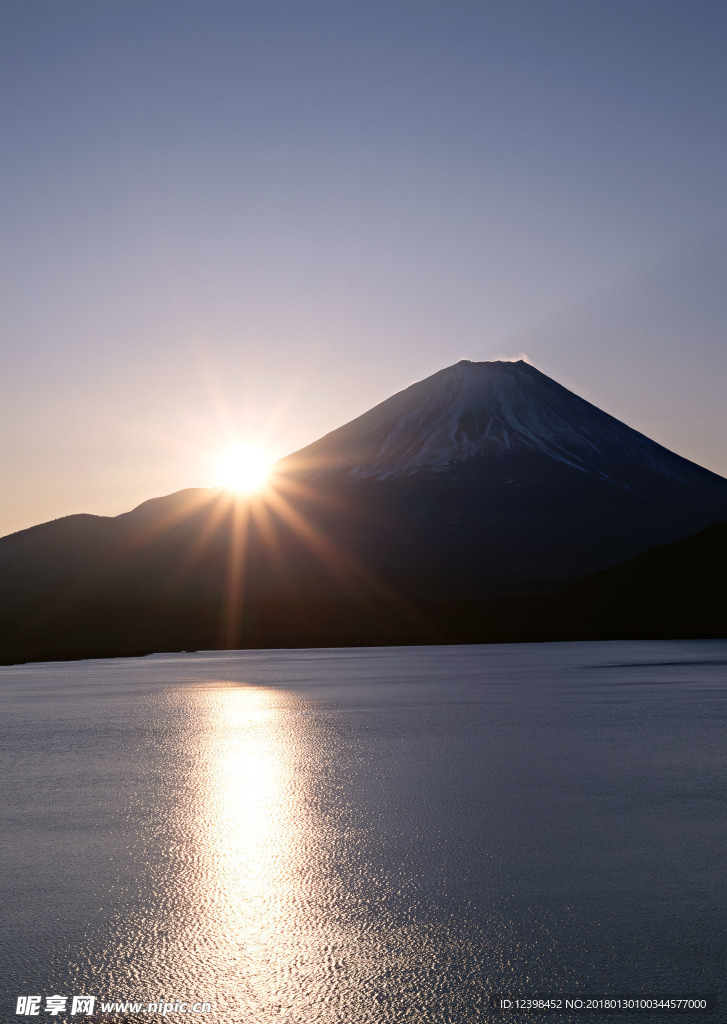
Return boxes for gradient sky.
[3,0,727,537]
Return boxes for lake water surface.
[1,641,726,1022]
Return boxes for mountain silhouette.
[1,359,726,663]
[275,359,727,591]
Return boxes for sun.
[213,443,274,495]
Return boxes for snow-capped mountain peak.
[278,359,712,488]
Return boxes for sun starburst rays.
[94,444,410,652]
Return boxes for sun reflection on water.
[188,683,396,1023]
[82,680,360,1023]
[186,684,457,1022]
[194,685,300,1014]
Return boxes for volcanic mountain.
[1,358,726,662]
[281,358,693,484]
[276,358,727,589]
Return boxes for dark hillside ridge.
[1,520,724,664]
[550,519,727,640]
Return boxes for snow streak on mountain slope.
[279,360,721,488]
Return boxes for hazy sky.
[3,0,727,536]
